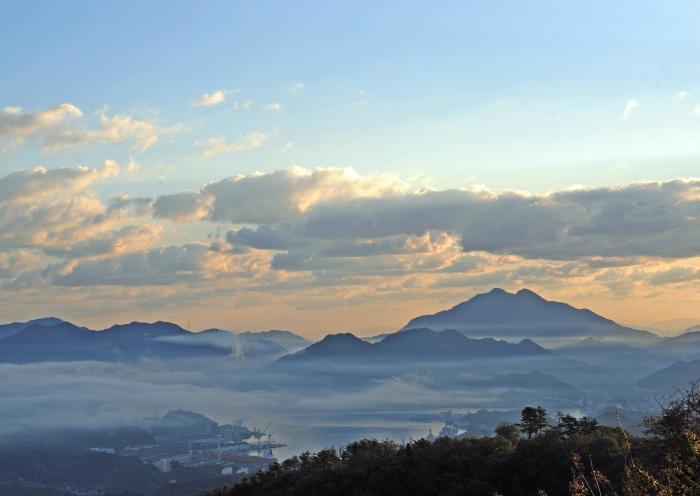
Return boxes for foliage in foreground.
[208,384,700,496]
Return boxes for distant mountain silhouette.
[557,336,638,352]
[238,330,311,352]
[402,288,658,344]
[195,328,306,358]
[594,410,645,436]
[278,327,549,365]
[146,410,219,438]
[0,321,114,362]
[637,359,700,391]
[0,319,309,363]
[0,320,227,363]
[651,329,700,359]
[543,336,675,382]
[488,370,577,389]
[0,317,67,340]
[484,371,584,398]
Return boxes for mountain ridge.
[402,288,658,344]
[278,327,550,365]
[0,319,310,363]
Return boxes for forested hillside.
[208,386,700,496]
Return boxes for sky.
[1,1,700,337]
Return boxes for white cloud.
[200,132,268,157]
[47,242,267,286]
[622,98,639,120]
[0,161,119,203]
[232,100,254,111]
[5,163,700,319]
[193,89,231,107]
[153,167,408,224]
[264,102,283,111]
[0,161,165,259]
[674,90,689,101]
[693,105,700,115]
[290,82,304,93]
[148,168,700,266]
[0,104,82,152]
[43,107,179,152]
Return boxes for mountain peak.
[402,287,656,343]
[5,321,93,344]
[283,333,370,360]
[275,326,550,366]
[317,333,367,347]
[101,321,189,337]
[489,287,508,295]
[515,288,543,299]
[27,317,67,326]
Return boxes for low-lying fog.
[0,355,609,457]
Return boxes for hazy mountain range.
[279,328,549,364]
[0,319,310,363]
[1,288,699,392]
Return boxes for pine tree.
[519,406,549,439]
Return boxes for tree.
[557,413,600,439]
[557,413,580,438]
[495,422,520,444]
[578,416,600,435]
[520,406,549,439]
[624,381,700,495]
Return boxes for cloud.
[44,107,178,152]
[0,250,39,279]
[200,167,406,224]
[0,161,119,203]
[232,100,254,111]
[290,82,304,93]
[153,192,211,221]
[4,164,700,327]
[149,167,700,264]
[49,244,212,286]
[200,132,268,157]
[0,104,177,154]
[228,226,291,250]
[622,98,639,120]
[693,105,700,116]
[0,161,164,259]
[674,90,689,101]
[264,102,283,111]
[295,180,700,261]
[648,266,700,285]
[193,89,231,107]
[108,195,153,217]
[46,243,267,286]
[43,224,164,259]
[0,104,82,152]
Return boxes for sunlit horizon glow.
[2,1,700,339]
